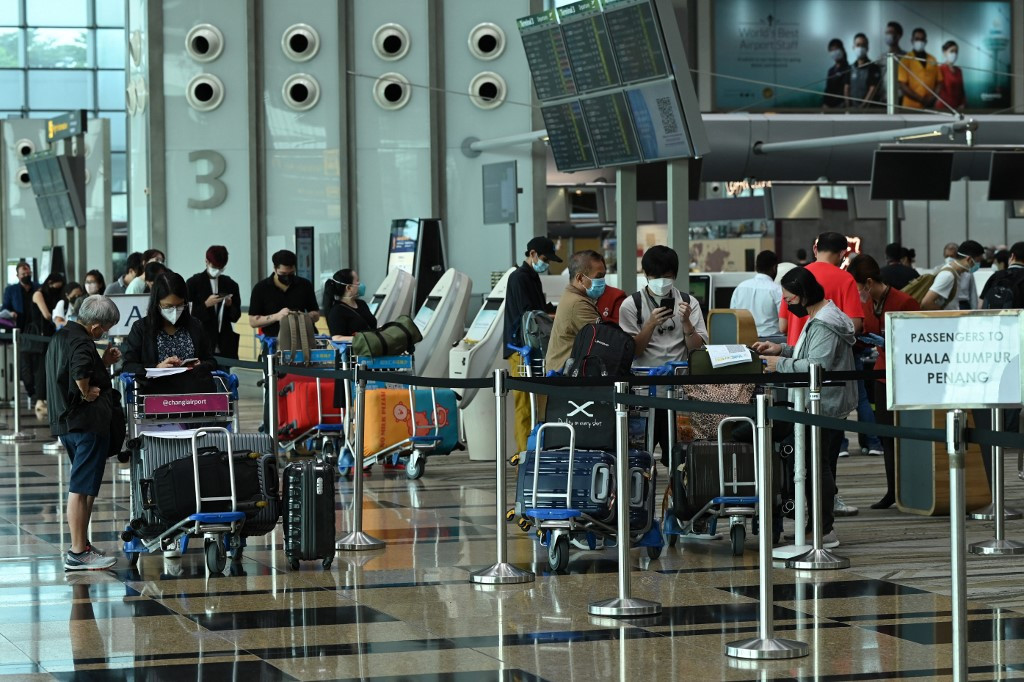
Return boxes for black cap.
[527,236,562,263]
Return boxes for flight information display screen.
[518,10,577,102]
[541,101,597,172]
[558,0,620,94]
[625,80,693,161]
[603,0,668,83]
[580,92,641,167]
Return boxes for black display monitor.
[558,0,621,94]
[388,218,446,310]
[580,92,642,167]
[541,101,597,172]
[518,10,577,101]
[25,152,86,230]
[870,150,954,201]
[687,275,710,317]
[604,0,669,83]
[988,152,1024,200]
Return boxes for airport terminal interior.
[2,0,1024,679]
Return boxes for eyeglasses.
[158,303,184,311]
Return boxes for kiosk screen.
[466,299,502,342]
[413,296,441,331]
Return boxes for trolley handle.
[531,423,577,512]
[190,427,237,517]
[717,417,758,497]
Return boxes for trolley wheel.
[289,558,300,571]
[730,524,745,556]
[127,552,139,567]
[647,545,663,560]
[120,529,135,543]
[667,534,678,548]
[322,557,333,570]
[205,538,227,574]
[548,535,570,572]
[406,456,425,480]
[340,467,353,480]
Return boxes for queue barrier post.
[786,363,848,571]
[1,329,34,443]
[336,363,386,552]
[588,380,661,618]
[727,392,809,659]
[968,407,1024,534]
[470,369,534,585]
[947,409,969,681]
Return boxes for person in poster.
[898,27,942,109]
[878,21,906,105]
[824,38,851,108]
[849,33,882,107]
[936,40,966,111]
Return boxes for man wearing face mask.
[878,21,906,105]
[936,40,966,111]
[620,246,708,464]
[2,260,38,330]
[248,249,320,338]
[186,246,241,360]
[898,27,942,110]
[922,240,984,311]
[545,250,604,373]
[849,33,882,107]
[504,237,560,450]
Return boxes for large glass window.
[0,0,127,222]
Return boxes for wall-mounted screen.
[988,152,1024,200]
[518,9,577,101]
[871,150,954,201]
[541,101,597,172]
[767,185,823,220]
[558,0,621,94]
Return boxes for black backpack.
[564,322,635,378]
[983,268,1024,310]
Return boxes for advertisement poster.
[713,0,1011,110]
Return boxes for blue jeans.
[841,357,882,453]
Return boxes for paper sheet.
[706,344,752,369]
[145,367,189,378]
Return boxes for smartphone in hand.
[182,358,201,367]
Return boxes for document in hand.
[706,345,752,369]
[145,367,189,378]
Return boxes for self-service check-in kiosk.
[412,268,472,378]
[368,268,416,324]
[450,268,516,461]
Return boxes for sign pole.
[947,409,969,681]
[969,408,1024,555]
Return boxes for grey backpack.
[520,310,554,356]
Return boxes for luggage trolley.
[120,428,264,574]
[121,371,240,440]
[268,336,346,454]
[508,343,545,429]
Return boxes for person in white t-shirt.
[730,250,784,343]
[923,240,983,311]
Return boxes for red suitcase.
[277,375,342,440]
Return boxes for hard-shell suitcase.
[130,432,275,540]
[515,450,655,531]
[278,375,341,440]
[282,458,335,570]
[362,388,459,456]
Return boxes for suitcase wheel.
[510,453,520,466]
[289,557,300,571]
[505,509,515,522]
[646,545,663,560]
[322,557,333,570]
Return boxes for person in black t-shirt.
[824,38,851,108]
[248,250,320,338]
[325,269,376,341]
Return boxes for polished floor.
[2,390,1024,680]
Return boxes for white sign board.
[106,295,149,337]
[886,311,1024,410]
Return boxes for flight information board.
[518,10,577,102]
[581,92,641,167]
[541,101,597,172]
[603,0,668,83]
[625,80,692,161]
[558,0,620,94]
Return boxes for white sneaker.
[838,449,850,458]
[867,448,884,456]
[64,548,116,571]
[822,530,840,549]
[833,495,859,517]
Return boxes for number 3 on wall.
[188,150,227,209]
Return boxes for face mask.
[946,51,958,65]
[648,278,673,297]
[207,267,222,278]
[788,302,809,318]
[532,259,550,274]
[885,33,896,47]
[970,262,980,274]
[830,49,843,62]
[160,306,184,325]
[276,273,293,286]
[913,40,926,52]
[583,275,606,300]
[85,282,99,295]
[854,46,867,59]
[19,275,31,286]
[354,282,366,297]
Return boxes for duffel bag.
[351,315,422,357]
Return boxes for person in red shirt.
[596,285,626,325]
[936,40,966,111]
[849,255,920,510]
[780,232,864,346]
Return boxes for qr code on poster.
[656,97,678,133]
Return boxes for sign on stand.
[886,310,1024,410]
[106,295,150,337]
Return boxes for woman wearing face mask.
[752,267,857,548]
[823,38,851,108]
[52,281,83,328]
[27,273,67,414]
[936,40,965,111]
[325,269,376,343]
[121,272,217,392]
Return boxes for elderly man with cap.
[186,245,242,360]
[503,236,560,451]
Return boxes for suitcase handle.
[591,465,611,503]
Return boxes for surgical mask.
[532,259,550,274]
[969,261,980,274]
[160,306,184,325]
[354,282,366,297]
[648,278,673,297]
[19,275,31,286]
[276,273,293,286]
[884,33,896,47]
[830,49,843,62]
[207,267,222,278]
[85,282,99,295]
[913,40,926,52]
[945,51,958,65]
[583,275,606,300]
[788,302,809,318]
[854,46,867,59]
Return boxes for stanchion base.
[772,543,812,561]
[0,432,34,443]
[969,538,1024,556]
[786,548,850,570]
[588,597,662,617]
[41,441,63,454]
[968,504,1023,521]
[726,636,809,660]
[469,562,535,585]
[335,531,386,552]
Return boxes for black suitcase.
[149,448,265,526]
[282,459,335,570]
[515,450,655,532]
[670,440,780,526]
[242,453,281,536]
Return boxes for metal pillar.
[886,51,899,245]
[667,159,689,292]
[727,393,809,660]
[947,409,969,682]
[336,364,386,551]
[1,330,34,443]
[470,369,535,585]
[615,167,638,295]
[588,381,661,617]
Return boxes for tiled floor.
[3,390,1024,680]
